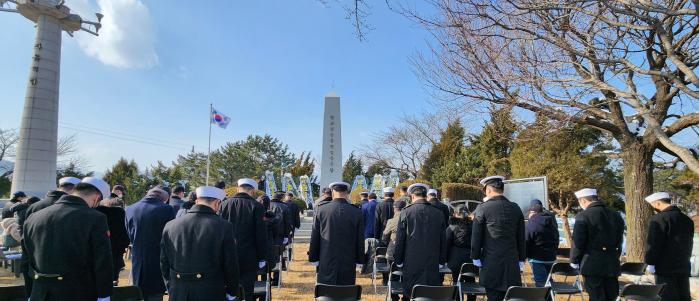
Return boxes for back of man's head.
[410,187,428,198]
[172,185,185,195]
[368,193,377,200]
[59,182,76,192]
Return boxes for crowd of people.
[0,174,694,301]
[309,176,694,301]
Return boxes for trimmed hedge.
[441,183,483,202]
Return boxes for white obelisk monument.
[319,92,342,190]
[2,0,101,196]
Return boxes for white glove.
[283,238,289,244]
[439,264,445,269]
[646,265,655,274]
[225,294,236,301]
[96,298,110,301]
[258,261,266,269]
[310,261,319,266]
[570,263,580,269]
[519,262,525,271]
[473,259,482,267]
[397,263,403,268]
[356,264,363,270]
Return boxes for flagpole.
[206,103,212,186]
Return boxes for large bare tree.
[394,0,699,260]
[361,110,457,178]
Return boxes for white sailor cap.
[195,186,226,201]
[479,176,506,187]
[428,189,438,195]
[383,187,395,193]
[645,192,670,203]
[574,188,597,199]
[58,176,81,186]
[407,183,430,193]
[237,178,258,190]
[80,177,110,200]
[329,182,351,190]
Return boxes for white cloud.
[71,0,158,69]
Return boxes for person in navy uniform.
[394,183,447,301]
[126,186,176,301]
[361,193,378,239]
[644,192,694,301]
[309,182,365,285]
[161,186,240,301]
[570,188,625,301]
[427,189,450,226]
[220,178,267,301]
[24,177,113,301]
[374,187,396,240]
[471,176,525,301]
[358,191,369,208]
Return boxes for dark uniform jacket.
[220,193,267,271]
[429,198,451,225]
[446,219,473,274]
[126,197,175,295]
[96,206,131,274]
[270,199,293,243]
[471,195,525,291]
[645,205,694,276]
[23,195,113,300]
[394,199,447,296]
[570,201,625,277]
[22,190,67,237]
[309,198,364,285]
[285,200,301,230]
[160,205,239,301]
[525,211,559,262]
[374,198,394,239]
[1,200,19,219]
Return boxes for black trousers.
[240,267,256,301]
[485,289,506,301]
[583,275,618,301]
[656,274,691,301]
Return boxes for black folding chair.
[386,262,404,301]
[457,263,486,301]
[271,245,284,288]
[544,262,583,301]
[0,285,26,301]
[252,264,272,301]
[617,283,665,301]
[504,286,551,301]
[556,247,571,261]
[112,285,144,301]
[410,285,456,301]
[372,247,390,293]
[620,262,647,285]
[315,284,362,301]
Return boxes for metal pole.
[206,103,212,186]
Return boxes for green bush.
[291,198,307,211]
[442,183,483,202]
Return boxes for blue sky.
[0,1,439,173]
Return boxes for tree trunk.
[621,144,655,262]
[560,212,573,248]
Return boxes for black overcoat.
[160,205,239,301]
[570,201,625,277]
[374,198,394,239]
[309,199,364,285]
[394,199,447,297]
[24,195,113,301]
[645,205,694,276]
[470,195,525,291]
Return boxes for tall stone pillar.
[11,14,62,196]
[319,92,342,190]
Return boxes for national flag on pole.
[211,108,231,129]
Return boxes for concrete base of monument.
[293,216,313,243]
